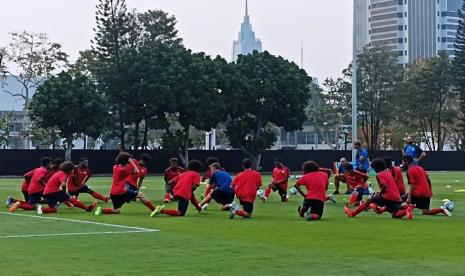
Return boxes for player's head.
[79,157,89,167]
[383,157,393,169]
[115,152,132,165]
[242,158,253,169]
[169,158,179,167]
[188,159,202,172]
[206,157,219,166]
[53,158,63,167]
[345,163,354,172]
[340,157,348,166]
[371,158,387,173]
[60,161,75,175]
[353,140,362,149]
[302,161,319,173]
[210,162,222,173]
[274,158,283,168]
[41,157,53,168]
[139,153,152,166]
[406,136,414,145]
[402,155,414,168]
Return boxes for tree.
[225,51,312,169]
[29,71,108,160]
[453,1,465,147]
[0,31,68,108]
[402,52,458,151]
[0,112,12,148]
[357,46,404,150]
[137,10,182,45]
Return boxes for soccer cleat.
[37,205,43,215]
[201,204,208,212]
[87,202,97,212]
[440,206,452,217]
[406,206,413,219]
[229,202,239,219]
[343,206,353,218]
[306,212,313,221]
[5,196,14,207]
[150,205,165,217]
[94,206,102,216]
[8,202,20,212]
[328,194,337,204]
[259,196,267,203]
[342,197,349,207]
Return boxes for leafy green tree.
[453,1,465,147]
[225,51,312,169]
[401,52,458,151]
[357,46,404,150]
[137,10,182,45]
[0,112,12,148]
[29,71,108,160]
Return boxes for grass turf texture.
[1,173,464,275]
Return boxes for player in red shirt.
[94,152,156,216]
[163,158,185,203]
[8,157,53,212]
[124,153,152,203]
[294,161,330,221]
[262,158,290,202]
[229,159,262,219]
[44,158,63,183]
[67,158,109,202]
[150,160,203,217]
[342,164,369,207]
[403,156,450,216]
[5,169,35,207]
[38,161,97,214]
[344,159,413,219]
[384,157,407,201]
[202,157,219,198]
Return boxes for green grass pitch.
[1,173,465,275]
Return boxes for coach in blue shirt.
[402,136,426,165]
[198,162,235,210]
[353,140,369,173]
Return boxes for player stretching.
[344,159,413,219]
[199,162,235,211]
[125,153,152,201]
[229,159,262,219]
[38,161,97,214]
[333,157,350,194]
[261,158,290,202]
[150,160,203,217]
[384,157,407,201]
[67,158,109,202]
[163,158,185,203]
[294,161,329,221]
[403,156,451,216]
[5,168,34,207]
[8,157,52,212]
[94,152,156,215]
[202,157,219,199]
[342,164,369,207]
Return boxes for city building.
[232,0,263,61]
[354,0,370,54]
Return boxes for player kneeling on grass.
[261,158,290,202]
[67,158,109,203]
[94,152,156,216]
[202,157,219,199]
[343,158,413,219]
[199,162,235,211]
[402,155,451,216]
[163,158,185,203]
[150,160,203,217]
[229,159,262,219]
[294,161,329,221]
[38,161,97,214]
[342,164,369,207]
[383,157,407,201]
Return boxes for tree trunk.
[65,137,73,161]
[178,126,190,165]
[143,118,148,150]
[119,109,125,150]
[133,121,140,150]
[253,153,262,171]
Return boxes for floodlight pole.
[351,0,358,163]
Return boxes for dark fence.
[0,149,464,176]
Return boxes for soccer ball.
[289,187,298,195]
[257,189,265,198]
[443,201,455,212]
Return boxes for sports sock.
[102,208,118,214]
[69,198,88,210]
[236,210,250,217]
[161,209,183,216]
[393,209,407,218]
[63,201,74,208]
[264,187,272,198]
[428,208,443,215]
[351,202,368,217]
[143,201,156,211]
[42,207,57,213]
[90,191,109,202]
[311,214,320,220]
[18,202,34,210]
[348,193,358,205]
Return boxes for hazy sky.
[0,0,353,81]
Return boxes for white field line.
[0,211,159,233]
[0,230,151,239]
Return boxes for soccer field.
[1,173,465,275]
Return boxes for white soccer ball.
[257,189,265,198]
[443,201,455,212]
[289,187,298,195]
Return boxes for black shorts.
[411,196,430,210]
[110,190,138,209]
[371,196,401,213]
[302,199,324,218]
[27,192,43,205]
[69,185,93,197]
[240,201,254,215]
[44,191,70,208]
[271,185,287,195]
[173,196,189,216]
[355,187,365,201]
[22,191,29,202]
[211,189,235,205]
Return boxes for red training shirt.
[68,166,92,192]
[28,167,49,194]
[172,171,201,200]
[164,166,185,183]
[391,166,406,194]
[22,169,35,192]
[110,165,132,196]
[407,165,433,198]
[44,171,68,195]
[231,169,262,203]
[376,171,401,202]
[295,171,329,202]
[272,166,290,187]
[343,170,368,189]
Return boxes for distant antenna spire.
[300,40,304,69]
[245,0,249,16]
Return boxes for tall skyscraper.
[363,0,462,65]
[232,0,262,61]
[354,0,370,54]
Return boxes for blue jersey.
[210,170,233,193]
[355,148,369,171]
[338,164,347,174]
[404,144,423,160]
